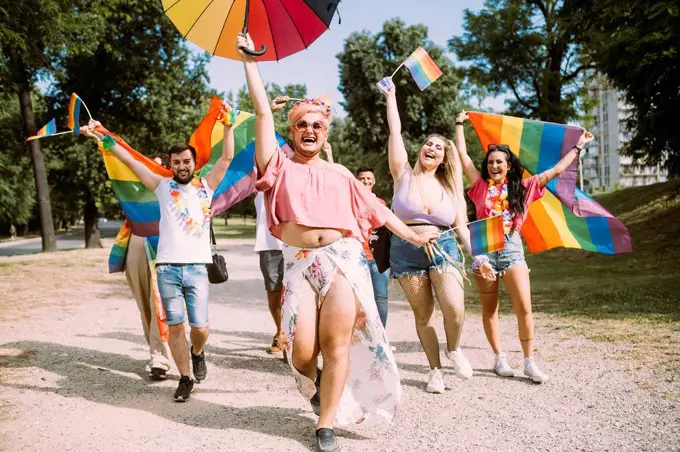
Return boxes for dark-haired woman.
[455,111,592,383]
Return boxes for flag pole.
[390,62,406,79]
[81,99,93,121]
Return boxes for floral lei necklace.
[487,178,514,233]
[168,177,212,235]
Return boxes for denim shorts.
[156,264,210,327]
[485,232,528,276]
[390,228,462,278]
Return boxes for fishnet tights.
[398,269,464,369]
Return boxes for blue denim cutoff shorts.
[485,232,528,276]
[156,264,210,327]
[390,228,462,278]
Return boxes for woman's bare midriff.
[280,222,346,248]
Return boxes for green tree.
[45,0,215,247]
[567,0,680,175]
[0,0,102,251]
[0,94,37,230]
[449,0,594,123]
[336,18,481,201]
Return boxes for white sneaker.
[426,368,445,394]
[524,357,549,383]
[493,353,515,377]
[445,347,473,379]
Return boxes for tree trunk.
[83,197,102,248]
[16,70,57,252]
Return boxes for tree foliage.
[567,0,680,175]
[0,94,36,228]
[449,0,594,124]
[0,0,102,250]
[45,0,215,247]
[336,18,481,201]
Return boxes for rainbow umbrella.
[163,0,340,61]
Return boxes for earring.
[439,162,446,169]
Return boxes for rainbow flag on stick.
[27,118,58,141]
[393,47,443,91]
[469,216,505,256]
[468,112,632,255]
[68,93,83,135]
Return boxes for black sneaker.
[173,376,194,402]
[148,367,167,381]
[310,368,322,416]
[315,428,340,452]
[191,346,207,382]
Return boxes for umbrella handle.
[241,0,267,57]
[240,43,267,56]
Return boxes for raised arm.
[455,111,481,185]
[205,102,235,191]
[237,34,277,174]
[81,120,163,191]
[537,130,593,187]
[379,78,410,182]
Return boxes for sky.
[186,0,508,116]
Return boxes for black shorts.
[258,250,284,292]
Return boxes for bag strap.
[209,221,217,250]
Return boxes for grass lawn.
[212,217,256,240]
[460,179,680,380]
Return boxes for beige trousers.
[125,234,171,371]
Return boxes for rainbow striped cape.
[468,112,632,255]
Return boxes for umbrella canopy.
[163,0,340,61]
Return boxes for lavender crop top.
[392,169,457,227]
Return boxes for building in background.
[582,79,667,191]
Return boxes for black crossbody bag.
[207,222,228,284]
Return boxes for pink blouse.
[467,175,545,231]
[255,148,389,241]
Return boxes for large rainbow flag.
[98,96,289,238]
[109,221,168,342]
[468,112,632,255]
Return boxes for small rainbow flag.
[468,112,632,255]
[27,118,57,141]
[403,47,443,91]
[68,93,83,135]
[469,216,505,256]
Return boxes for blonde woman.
[380,77,493,393]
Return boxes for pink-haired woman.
[237,35,439,452]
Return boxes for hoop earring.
[439,162,446,169]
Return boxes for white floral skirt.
[280,237,402,425]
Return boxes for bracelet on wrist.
[455,121,464,126]
[573,145,583,154]
[101,135,116,151]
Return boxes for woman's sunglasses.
[488,144,511,152]
[294,120,327,132]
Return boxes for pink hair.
[287,96,333,127]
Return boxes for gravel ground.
[1,242,678,451]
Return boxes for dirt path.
[1,242,678,451]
